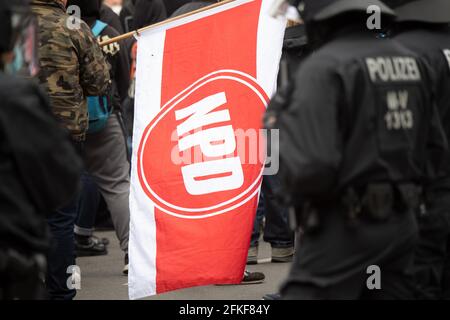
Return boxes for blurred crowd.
[1,0,450,301]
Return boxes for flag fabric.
[129,0,286,299]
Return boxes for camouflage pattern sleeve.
[73,21,111,97]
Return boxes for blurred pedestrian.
[100,1,125,34]
[67,0,132,274]
[122,0,167,139]
[103,0,123,15]
[0,0,82,299]
[119,0,136,32]
[31,0,110,300]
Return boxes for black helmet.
[383,0,450,24]
[300,0,395,23]
[0,0,32,54]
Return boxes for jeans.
[46,196,79,300]
[251,175,294,248]
[74,174,101,237]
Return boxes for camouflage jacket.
[31,0,111,141]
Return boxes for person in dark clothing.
[0,0,82,299]
[32,0,110,300]
[122,0,167,138]
[133,0,167,29]
[100,3,125,34]
[272,0,448,299]
[384,0,450,300]
[120,0,136,32]
[120,0,166,32]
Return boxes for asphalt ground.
[75,231,292,300]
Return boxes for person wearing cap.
[271,0,448,299]
[384,0,450,299]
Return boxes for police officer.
[0,0,82,299]
[271,0,448,299]
[384,0,450,299]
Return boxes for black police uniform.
[273,0,448,299]
[387,0,450,299]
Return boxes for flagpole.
[99,0,238,47]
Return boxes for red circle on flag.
[137,70,268,218]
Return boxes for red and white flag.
[129,0,286,299]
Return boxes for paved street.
[75,231,292,300]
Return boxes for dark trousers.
[0,250,46,300]
[281,207,418,300]
[74,173,101,237]
[46,196,79,300]
[413,210,450,299]
[443,236,450,299]
[251,175,294,248]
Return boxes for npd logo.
[137,70,268,219]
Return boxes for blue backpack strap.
[91,20,108,37]
[87,20,110,134]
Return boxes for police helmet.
[300,0,395,23]
[384,0,450,24]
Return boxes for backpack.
[87,20,112,134]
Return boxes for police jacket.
[275,26,447,203]
[279,24,309,86]
[395,25,450,202]
[0,75,82,255]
